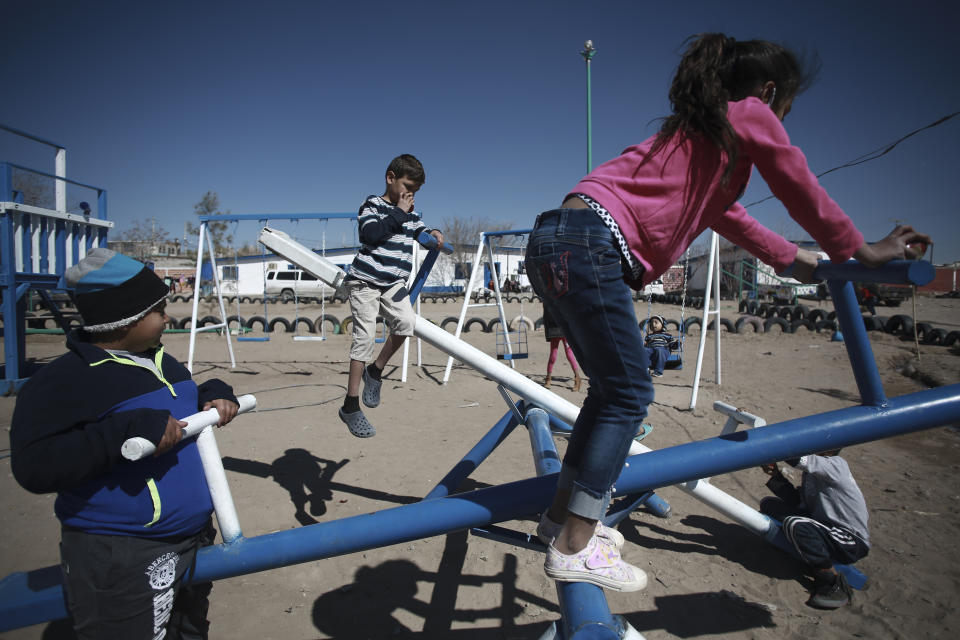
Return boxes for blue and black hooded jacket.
[11,331,237,538]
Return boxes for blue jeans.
[525,208,654,520]
[645,345,670,374]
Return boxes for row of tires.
[724,312,960,346]
[165,293,544,305]
[164,314,541,335]
[736,301,831,322]
[23,309,959,347]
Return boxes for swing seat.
[496,326,528,360]
[665,352,683,370]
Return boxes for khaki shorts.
[347,279,415,362]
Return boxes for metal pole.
[713,236,722,385]
[581,40,597,173]
[689,232,718,408]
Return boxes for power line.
[744,110,960,209]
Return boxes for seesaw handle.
[418,230,454,255]
[811,259,934,286]
[121,394,257,461]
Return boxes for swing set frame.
[186,213,355,373]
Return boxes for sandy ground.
[2,293,959,639]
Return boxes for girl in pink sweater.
[528,33,930,592]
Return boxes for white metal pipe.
[121,395,256,546]
[55,147,66,213]
[486,238,515,365]
[714,400,766,433]
[121,394,258,460]
[713,235,722,386]
[31,220,40,272]
[689,231,718,409]
[626,439,773,537]
[402,243,420,383]
[206,246,236,369]
[443,231,487,383]
[187,223,207,373]
[256,228,775,540]
[679,478,773,536]
[196,425,243,543]
[13,212,23,272]
[418,316,583,423]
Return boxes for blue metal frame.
[1,162,110,393]
[408,230,454,303]
[2,260,955,636]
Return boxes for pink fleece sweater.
[571,97,864,286]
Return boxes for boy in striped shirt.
[339,154,444,437]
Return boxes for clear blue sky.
[3,0,959,262]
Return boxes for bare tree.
[439,216,515,285]
[11,169,54,209]
[186,191,234,257]
[116,219,171,260]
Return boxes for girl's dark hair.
[652,33,817,183]
[387,154,425,185]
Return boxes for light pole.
[580,39,596,173]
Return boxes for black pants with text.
[60,520,215,640]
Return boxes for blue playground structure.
[2,185,955,638]
[0,148,960,640]
[0,124,113,394]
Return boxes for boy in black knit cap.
[11,248,239,640]
[643,315,679,377]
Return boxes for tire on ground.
[316,314,340,334]
[292,316,316,333]
[511,315,535,332]
[763,317,791,334]
[682,317,701,335]
[735,315,764,333]
[942,330,960,347]
[464,317,487,333]
[884,314,914,336]
[814,319,837,333]
[707,318,736,333]
[268,317,292,333]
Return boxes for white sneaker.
[536,514,625,550]
[544,535,647,592]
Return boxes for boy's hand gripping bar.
[121,394,257,461]
[417,230,454,254]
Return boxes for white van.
[265,269,333,301]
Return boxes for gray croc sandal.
[339,407,376,438]
[362,368,382,408]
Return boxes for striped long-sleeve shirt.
[645,331,677,350]
[348,195,431,287]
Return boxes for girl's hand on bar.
[853,225,933,268]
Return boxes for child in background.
[542,305,582,391]
[339,154,444,438]
[526,32,929,592]
[11,248,239,639]
[761,451,870,609]
[643,315,678,377]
